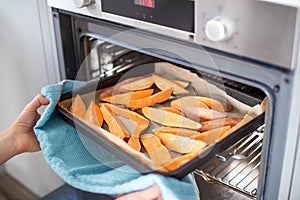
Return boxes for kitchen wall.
[0,0,64,197]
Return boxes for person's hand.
[116,184,162,200]
[11,94,50,153]
[0,94,49,165]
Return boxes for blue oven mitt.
[34,80,200,200]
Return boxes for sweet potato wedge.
[103,89,154,105]
[103,103,150,151]
[159,107,183,115]
[84,100,103,127]
[152,127,200,137]
[156,132,206,154]
[103,103,149,125]
[170,98,209,112]
[193,97,224,112]
[119,76,153,91]
[164,151,199,171]
[183,107,227,122]
[100,104,130,140]
[199,117,242,132]
[140,134,172,166]
[127,89,172,109]
[99,76,144,99]
[192,126,231,144]
[127,137,141,152]
[214,98,234,112]
[152,74,189,95]
[70,95,86,119]
[142,107,202,130]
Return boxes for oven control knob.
[205,17,234,42]
[73,0,93,8]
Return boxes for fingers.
[34,113,41,124]
[116,185,161,200]
[24,94,50,113]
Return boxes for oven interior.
[73,33,267,199]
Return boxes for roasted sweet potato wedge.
[193,96,225,112]
[103,103,149,125]
[140,134,172,167]
[170,98,209,112]
[70,95,86,119]
[192,126,231,144]
[99,76,144,99]
[127,137,141,152]
[152,74,189,95]
[142,107,202,130]
[100,104,130,140]
[152,127,200,137]
[103,89,154,105]
[183,107,227,122]
[159,107,183,115]
[156,132,206,154]
[214,98,234,112]
[199,117,242,132]
[84,100,103,127]
[172,96,225,112]
[127,89,172,109]
[119,76,153,91]
[164,151,199,171]
[103,103,149,151]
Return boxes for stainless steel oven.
[47,0,300,199]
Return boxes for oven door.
[51,9,296,200]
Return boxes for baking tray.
[56,71,265,179]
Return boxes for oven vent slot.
[195,125,265,199]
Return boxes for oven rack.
[195,125,265,199]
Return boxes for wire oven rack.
[195,125,265,199]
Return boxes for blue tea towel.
[34,80,200,200]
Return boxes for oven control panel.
[101,0,194,33]
[195,0,298,69]
[47,0,299,69]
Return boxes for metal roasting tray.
[56,70,265,179]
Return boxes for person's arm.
[0,94,49,165]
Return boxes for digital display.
[134,0,155,8]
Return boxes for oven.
[47,0,300,199]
